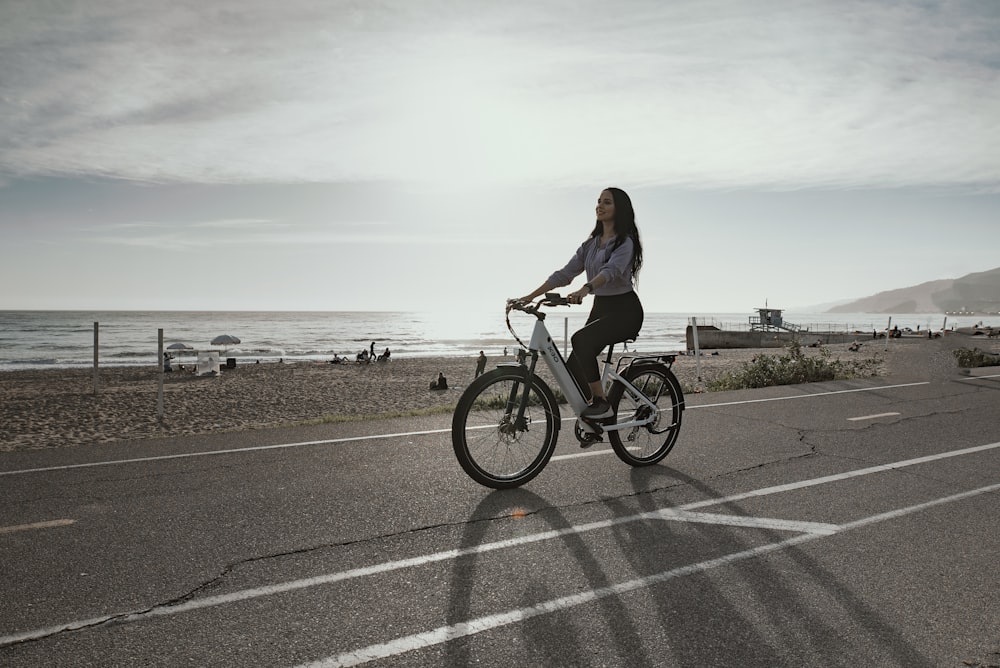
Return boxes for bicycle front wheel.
[607,364,684,466]
[452,367,560,489]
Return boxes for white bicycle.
[451,294,685,489]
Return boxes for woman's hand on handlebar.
[567,288,588,304]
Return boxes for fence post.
[564,318,568,357]
[157,329,164,423]
[690,317,702,382]
[93,322,99,395]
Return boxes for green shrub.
[953,347,1000,368]
[708,340,882,391]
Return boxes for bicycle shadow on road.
[608,465,934,667]
[444,487,656,667]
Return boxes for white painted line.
[2,442,996,649]
[0,380,931,478]
[299,535,824,668]
[653,510,840,535]
[0,429,452,477]
[847,412,900,421]
[964,373,1000,380]
[840,482,1000,530]
[551,448,614,461]
[679,441,1000,511]
[297,481,1000,668]
[0,519,75,535]
[689,381,929,409]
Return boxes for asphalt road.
[1,369,998,667]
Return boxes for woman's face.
[596,190,616,225]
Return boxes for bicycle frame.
[523,312,661,433]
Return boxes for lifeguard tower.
[749,307,802,333]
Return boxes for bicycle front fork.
[504,353,541,431]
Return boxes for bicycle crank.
[574,416,611,448]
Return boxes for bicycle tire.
[451,367,561,489]
[607,363,683,466]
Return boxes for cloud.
[188,218,286,230]
[74,215,509,250]
[1,0,998,190]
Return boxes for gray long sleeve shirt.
[546,236,635,296]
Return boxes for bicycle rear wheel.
[451,367,560,489]
[607,364,684,466]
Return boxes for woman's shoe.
[581,398,613,419]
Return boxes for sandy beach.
[1,336,994,452]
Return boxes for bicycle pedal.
[577,416,606,434]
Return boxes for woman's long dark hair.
[589,186,643,279]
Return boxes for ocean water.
[0,309,986,371]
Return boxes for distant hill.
[827,267,1000,314]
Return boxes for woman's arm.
[518,281,555,303]
[519,240,589,302]
[567,274,606,304]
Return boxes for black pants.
[567,291,643,399]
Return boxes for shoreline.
[1,338,993,453]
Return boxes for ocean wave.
[0,358,63,367]
[27,344,85,351]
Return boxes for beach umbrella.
[167,342,193,350]
[211,334,241,347]
[211,334,241,356]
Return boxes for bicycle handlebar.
[505,294,572,349]
[506,293,570,315]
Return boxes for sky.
[1,0,999,314]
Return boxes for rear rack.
[616,353,676,374]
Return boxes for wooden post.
[157,329,164,423]
[93,322,99,395]
[690,317,702,382]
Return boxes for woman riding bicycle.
[517,186,644,420]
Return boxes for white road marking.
[0,430,451,477]
[689,381,929,409]
[298,481,1000,668]
[0,380,933,477]
[679,441,999,511]
[2,442,996,649]
[299,533,820,668]
[652,509,839,535]
[847,412,901,421]
[0,519,75,535]
[551,448,613,461]
[964,373,1000,380]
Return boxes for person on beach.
[516,187,644,420]
[475,351,487,377]
[430,372,448,390]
